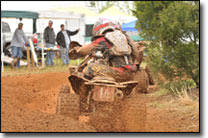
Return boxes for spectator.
[44,20,56,66]
[10,23,28,69]
[56,24,80,65]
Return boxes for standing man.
[56,24,80,65]
[44,20,56,66]
[10,23,28,69]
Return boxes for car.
[2,21,13,57]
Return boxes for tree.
[89,1,96,7]
[98,1,133,14]
[133,1,199,87]
[99,1,114,13]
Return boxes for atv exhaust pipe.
[115,90,124,100]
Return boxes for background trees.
[133,1,199,87]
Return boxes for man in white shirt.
[56,24,80,65]
[10,23,28,68]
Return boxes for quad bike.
[56,41,147,132]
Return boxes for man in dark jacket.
[56,24,80,65]
[44,20,56,66]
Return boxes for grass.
[148,88,167,98]
[147,84,199,111]
[1,58,83,77]
[170,84,198,106]
[2,56,146,77]
[148,101,167,108]
[140,61,147,68]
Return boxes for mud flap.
[68,74,90,95]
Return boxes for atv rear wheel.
[133,69,149,93]
[56,84,80,119]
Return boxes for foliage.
[99,1,114,13]
[133,1,199,87]
[89,1,96,7]
[98,1,132,14]
[162,80,196,93]
[170,83,198,105]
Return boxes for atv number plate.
[93,86,115,102]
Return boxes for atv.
[56,41,147,132]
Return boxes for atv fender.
[68,74,91,95]
[118,81,138,96]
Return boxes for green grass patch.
[140,61,146,68]
[162,80,196,95]
[1,58,84,77]
[148,88,167,98]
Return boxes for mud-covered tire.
[145,67,155,85]
[121,94,146,132]
[56,85,80,119]
[134,69,149,93]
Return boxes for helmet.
[92,18,115,36]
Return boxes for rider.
[74,18,140,82]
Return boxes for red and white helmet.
[92,18,115,36]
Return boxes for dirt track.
[1,72,199,132]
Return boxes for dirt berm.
[1,72,95,132]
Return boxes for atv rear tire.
[121,94,146,132]
[134,69,149,93]
[56,84,80,119]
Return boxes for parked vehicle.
[2,21,39,59]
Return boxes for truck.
[2,21,35,59]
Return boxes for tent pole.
[1,21,4,72]
[78,19,80,66]
[39,19,45,68]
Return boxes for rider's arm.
[76,42,97,56]
[76,36,107,56]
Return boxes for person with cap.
[10,23,28,69]
[43,20,56,66]
[56,24,80,65]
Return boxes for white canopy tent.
[38,10,84,20]
[51,6,98,25]
[98,6,137,24]
[1,10,85,70]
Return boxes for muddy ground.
[1,72,199,132]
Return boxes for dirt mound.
[1,72,96,132]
